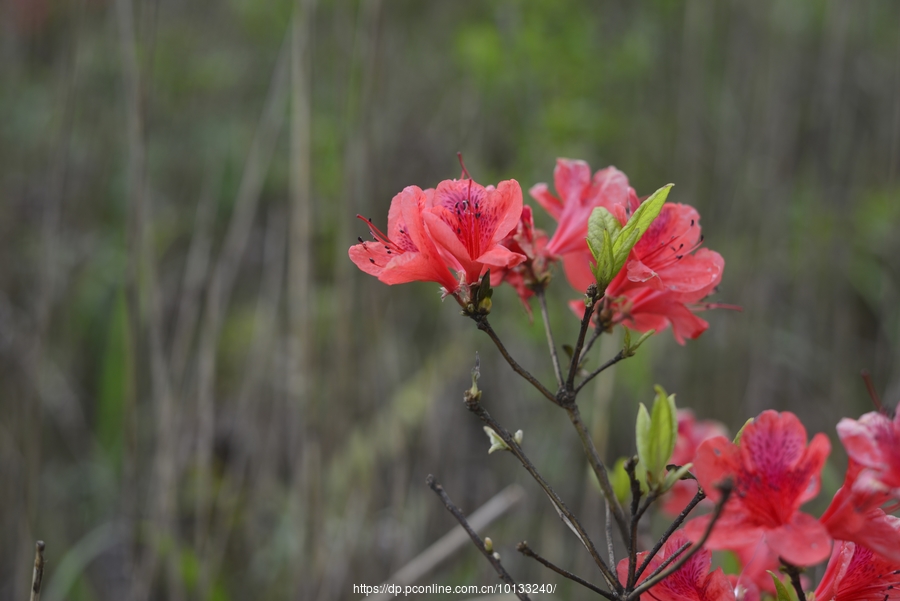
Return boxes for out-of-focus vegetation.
[1,0,899,599]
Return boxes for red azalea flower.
[489,205,554,315]
[660,410,729,516]
[837,410,900,499]
[814,537,900,601]
[531,158,638,257]
[616,531,735,601]
[685,410,832,566]
[534,159,729,343]
[349,186,460,292]
[820,462,900,563]
[422,177,525,286]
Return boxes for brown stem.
[474,317,558,404]
[565,404,629,539]
[465,398,622,593]
[626,458,642,589]
[627,482,733,600]
[635,487,706,580]
[575,350,626,394]
[31,541,45,601]
[426,476,530,601]
[535,287,564,389]
[517,542,614,600]
[780,560,808,601]
[566,286,600,389]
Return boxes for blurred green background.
[2,0,899,599]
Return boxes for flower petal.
[529,183,563,221]
[766,512,832,566]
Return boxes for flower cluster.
[531,159,727,343]
[350,157,729,342]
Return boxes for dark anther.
[691,219,695,226]
[676,255,683,260]
[357,236,363,243]
[700,234,705,242]
[369,258,375,264]
[386,250,392,254]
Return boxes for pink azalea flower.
[616,531,735,601]
[531,158,638,257]
[350,175,526,296]
[533,159,729,344]
[422,177,525,286]
[349,186,460,292]
[489,205,554,315]
[814,537,900,601]
[820,462,900,563]
[660,410,729,517]
[685,410,832,566]
[836,410,900,499]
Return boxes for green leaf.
[612,184,672,275]
[768,571,797,601]
[662,463,693,493]
[636,386,678,488]
[635,402,652,472]
[648,385,677,476]
[623,327,654,357]
[609,457,631,505]
[585,185,672,289]
[586,207,620,288]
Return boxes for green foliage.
[635,385,677,491]
[768,571,799,601]
[587,184,671,288]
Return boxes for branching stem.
[474,316,558,404]
[465,398,622,594]
[517,542,615,601]
[426,475,530,601]
[635,487,705,580]
[627,482,733,600]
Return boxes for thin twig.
[580,323,604,362]
[535,288,564,389]
[426,476,530,601]
[626,459,641,589]
[517,542,614,600]
[605,500,615,568]
[575,350,626,394]
[566,286,600,389]
[465,398,622,593]
[565,404,629,539]
[780,560,808,601]
[635,487,705,580]
[627,482,733,600]
[366,485,524,601]
[474,317,558,404]
[30,541,45,601]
